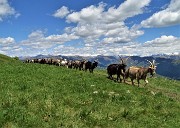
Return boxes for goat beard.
[150,73,155,78]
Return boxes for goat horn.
[146,59,153,66]
[118,55,124,64]
[125,56,130,62]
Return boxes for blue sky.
[0,0,179,57]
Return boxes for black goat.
[107,63,127,82]
[107,56,129,82]
[85,61,98,73]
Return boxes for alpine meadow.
[0,54,180,128]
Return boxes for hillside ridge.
[0,54,19,63]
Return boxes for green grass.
[0,58,180,127]
[0,54,17,63]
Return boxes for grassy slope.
[0,54,13,62]
[0,59,179,127]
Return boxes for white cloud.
[47,33,79,43]
[142,35,180,55]
[0,0,19,21]
[0,30,79,57]
[144,35,178,45]
[53,6,70,18]
[61,0,149,44]
[21,30,79,49]
[0,37,15,45]
[103,0,150,23]
[1,34,179,57]
[66,0,150,24]
[21,30,51,49]
[51,35,180,57]
[28,30,45,40]
[64,21,144,45]
[0,36,24,57]
[141,0,180,27]
[66,2,105,24]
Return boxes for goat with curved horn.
[125,59,157,87]
[107,55,128,83]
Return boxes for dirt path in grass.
[124,80,180,101]
[97,72,180,101]
[147,85,180,101]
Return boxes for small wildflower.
[126,90,130,93]
[102,90,106,94]
[151,91,156,95]
[115,93,119,96]
[108,117,113,121]
[108,91,115,95]
[93,91,98,94]
[131,100,137,103]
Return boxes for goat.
[84,60,98,73]
[125,60,157,87]
[107,56,129,82]
[67,60,73,68]
[73,60,81,70]
[60,59,68,66]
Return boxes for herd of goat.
[25,58,98,73]
[25,56,157,87]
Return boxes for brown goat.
[125,60,157,87]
